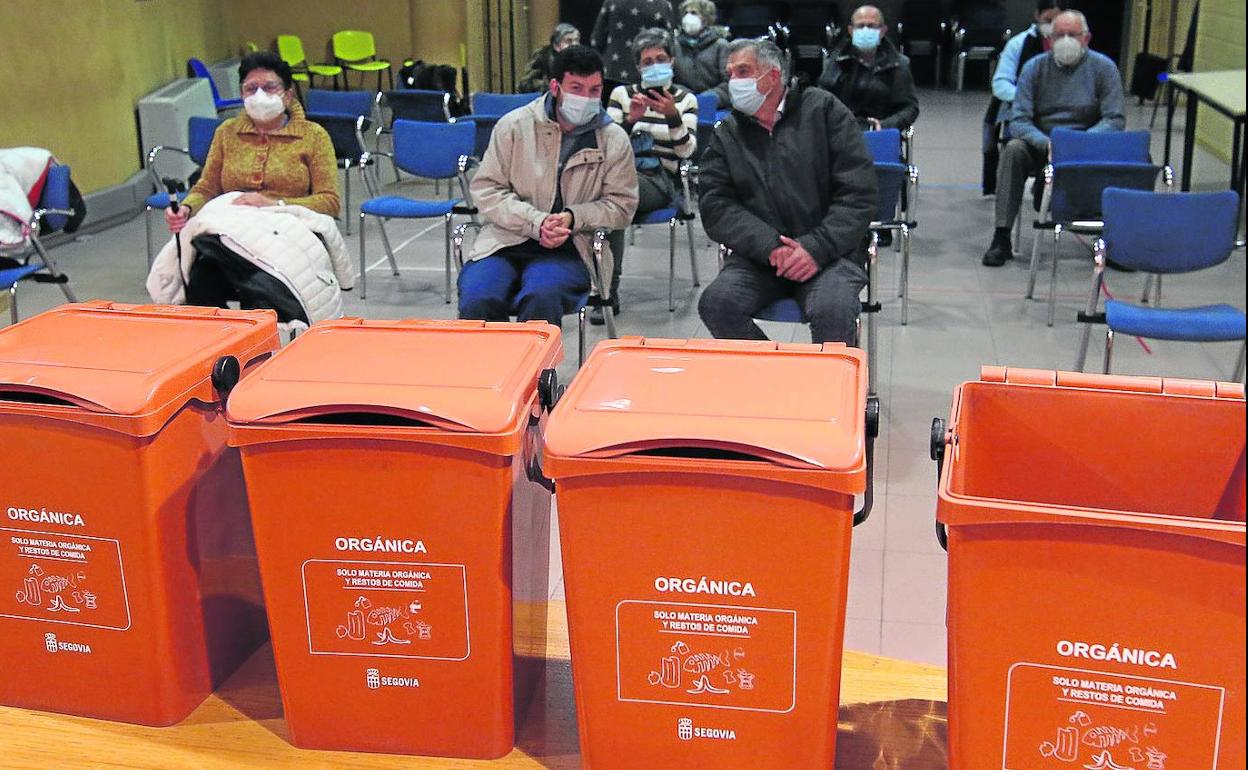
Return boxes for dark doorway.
[1070,0,1130,63]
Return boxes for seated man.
[982,10,1124,266]
[604,27,698,319]
[982,0,1062,193]
[698,39,878,346]
[459,45,638,326]
[817,5,919,132]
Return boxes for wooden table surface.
[0,602,948,769]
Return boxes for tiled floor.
[19,87,1244,666]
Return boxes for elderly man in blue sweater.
[982,10,1125,266]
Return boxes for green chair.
[332,30,392,91]
[277,34,343,90]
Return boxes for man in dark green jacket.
[698,39,878,345]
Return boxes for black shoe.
[589,302,621,326]
[981,234,1014,267]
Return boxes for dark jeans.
[994,138,1048,229]
[185,235,308,324]
[698,256,868,345]
[457,241,590,327]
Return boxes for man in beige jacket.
[460,45,639,326]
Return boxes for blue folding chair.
[144,115,223,265]
[468,92,540,117]
[692,91,728,165]
[3,164,78,322]
[358,120,478,302]
[862,128,920,324]
[1075,188,1245,378]
[188,58,243,113]
[305,88,374,119]
[376,89,454,184]
[714,233,881,396]
[1029,128,1171,326]
[630,163,702,312]
[453,228,618,365]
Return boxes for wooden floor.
[0,602,949,769]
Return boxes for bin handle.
[212,356,241,401]
[931,417,948,551]
[853,396,881,527]
[526,368,563,492]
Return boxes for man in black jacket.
[698,39,878,345]
[817,5,920,131]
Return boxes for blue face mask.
[640,62,674,89]
[852,27,882,52]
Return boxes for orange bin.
[0,302,278,725]
[543,338,879,769]
[226,318,561,758]
[933,367,1245,770]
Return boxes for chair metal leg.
[684,218,700,287]
[1046,225,1061,327]
[144,206,154,268]
[30,238,76,302]
[1153,274,1162,307]
[668,218,677,312]
[8,284,17,325]
[629,224,637,246]
[603,304,618,339]
[376,217,401,276]
[900,225,912,326]
[1013,210,1022,257]
[1234,343,1246,381]
[443,213,453,304]
[1026,225,1043,299]
[956,53,966,92]
[578,306,588,366]
[359,213,368,299]
[343,163,352,235]
[1102,329,1115,374]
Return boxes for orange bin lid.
[226,319,563,448]
[543,338,868,492]
[0,302,279,436]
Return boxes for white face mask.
[1052,35,1085,67]
[682,13,704,36]
[1037,22,1054,38]
[244,89,286,123]
[728,75,770,116]
[558,89,600,126]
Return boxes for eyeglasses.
[241,81,285,96]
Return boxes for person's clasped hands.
[539,211,574,249]
[164,192,280,233]
[768,235,819,283]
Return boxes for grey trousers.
[698,256,868,345]
[994,138,1047,229]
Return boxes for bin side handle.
[526,368,563,492]
[931,417,949,550]
[853,396,881,527]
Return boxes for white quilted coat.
[146,192,356,323]
[0,147,54,252]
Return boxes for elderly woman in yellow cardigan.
[167,52,340,229]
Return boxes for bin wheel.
[212,356,241,398]
[539,369,559,410]
[865,396,880,439]
[929,418,946,465]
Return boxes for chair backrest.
[307,114,370,161]
[1102,188,1240,274]
[470,92,539,117]
[187,58,224,103]
[187,116,223,166]
[277,35,308,67]
[384,90,450,123]
[306,88,373,119]
[695,91,721,125]
[393,119,475,179]
[1051,162,1161,222]
[456,114,500,159]
[861,128,903,164]
[873,162,908,222]
[1051,128,1151,164]
[39,164,72,232]
[333,30,378,63]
